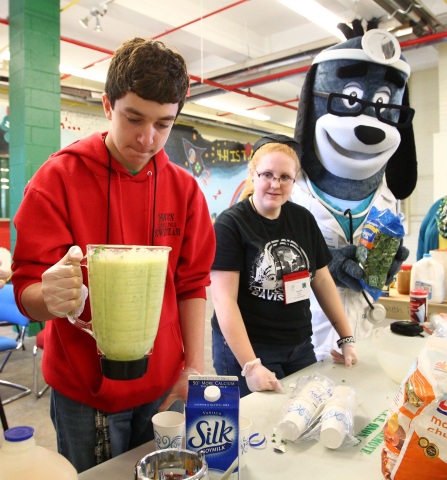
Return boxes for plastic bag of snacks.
[381,313,447,479]
[356,207,405,301]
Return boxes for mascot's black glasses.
[313,91,415,129]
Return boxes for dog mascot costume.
[254,20,417,360]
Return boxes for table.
[79,338,399,479]
[378,288,447,320]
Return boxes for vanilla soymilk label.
[186,375,240,479]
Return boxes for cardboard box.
[378,288,447,320]
[185,375,240,479]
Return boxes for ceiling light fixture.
[94,15,103,32]
[393,26,413,37]
[277,0,346,41]
[194,98,270,122]
[79,1,115,32]
[79,16,90,28]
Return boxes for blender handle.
[66,283,93,336]
[67,312,94,336]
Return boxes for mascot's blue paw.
[386,241,410,285]
[328,245,363,292]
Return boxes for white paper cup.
[319,386,356,449]
[278,399,315,441]
[239,415,252,470]
[152,411,185,450]
[298,380,330,406]
[319,405,349,449]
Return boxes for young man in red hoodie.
[12,38,215,473]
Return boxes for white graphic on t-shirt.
[249,239,310,301]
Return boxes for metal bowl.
[135,448,208,480]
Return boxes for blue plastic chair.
[0,284,32,405]
[33,326,49,398]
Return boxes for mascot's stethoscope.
[343,207,387,325]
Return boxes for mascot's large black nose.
[354,125,386,145]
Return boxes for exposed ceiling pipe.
[399,29,447,47]
[217,97,299,117]
[219,65,311,90]
[57,38,299,110]
[60,0,249,80]
[372,0,444,36]
[187,29,447,102]
[2,11,447,115]
[60,36,113,55]
[55,28,447,112]
[151,0,249,40]
[188,73,298,111]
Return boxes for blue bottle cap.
[4,426,34,442]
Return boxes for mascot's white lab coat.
[291,173,397,361]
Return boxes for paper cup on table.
[278,399,315,441]
[298,379,330,404]
[239,416,252,470]
[319,405,349,449]
[319,386,356,449]
[152,411,185,450]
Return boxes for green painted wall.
[8,0,60,253]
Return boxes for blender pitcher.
[70,244,171,380]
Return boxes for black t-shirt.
[211,199,331,345]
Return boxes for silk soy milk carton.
[186,375,240,479]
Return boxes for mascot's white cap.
[312,29,411,77]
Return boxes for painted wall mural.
[165,124,251,222]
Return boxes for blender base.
[100,356,149,380]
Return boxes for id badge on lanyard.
[283,270,310,304]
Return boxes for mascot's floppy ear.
[385,86,417,200]
[294,64,317,149]
[252,133,301,157]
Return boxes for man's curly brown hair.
[105,38,189,118]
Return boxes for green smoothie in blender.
[87,245,171,362]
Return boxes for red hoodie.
[12,132,215,412]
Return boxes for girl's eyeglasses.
[255,171,295,185]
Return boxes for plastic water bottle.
[0,426,78,480]
[410,253,445,303]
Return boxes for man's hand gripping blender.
[41,246,87,319]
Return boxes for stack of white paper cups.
[278,379,331,441]
[319,385,356,449]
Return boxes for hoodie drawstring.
[116,172,126,244]
[151,160,157,245]
[106,156,156,245]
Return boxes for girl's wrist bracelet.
[337,336,355,348]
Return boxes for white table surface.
[79,336,401,479]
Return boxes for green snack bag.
[356,207,405,301]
